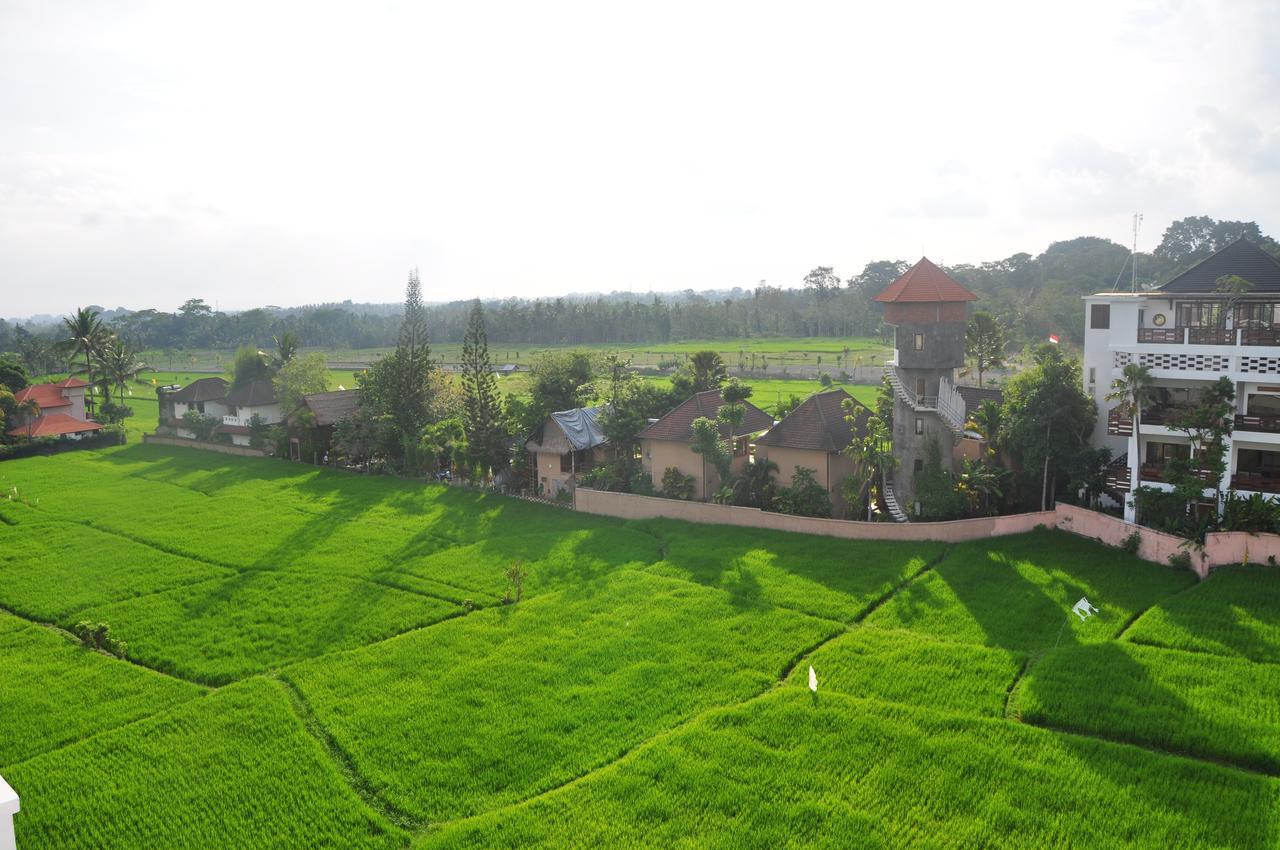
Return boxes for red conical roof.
[873,257,977,303]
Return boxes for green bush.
[1168,550,1194,572]
[772,466,832,518]
[1121,531,1142,555]
[661,467,695,500]
[72,621,127,659]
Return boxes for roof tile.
[873,257,978,303]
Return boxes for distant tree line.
[2,216,1276,377]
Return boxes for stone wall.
[141,434,266,458]
[576,488,1280,579]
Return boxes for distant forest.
[4,216,1277,369]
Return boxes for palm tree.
[957,458,1007,515]
[264,332,298,371]
[58,307,107,415]
[95,338,149,405]
[1105,363,1157,500]
[17,398,40,440]
[734,456,778,508]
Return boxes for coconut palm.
[264,332,299,371]
[95,337,149,404]
[957,458,1007,515]
[16,398,40,440]
[734,456,778,508]
[58,307,107,415]
[1105,363,1157,498]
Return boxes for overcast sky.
[2,0,1278,317]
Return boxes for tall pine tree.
[461,300,508,476]
[388,269,435,467]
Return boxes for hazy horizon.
[4,0,1278,316]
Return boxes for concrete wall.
[576,487,1056,543]
[643,438,709,499]
[576,488,1280,579]
[141,434,266,457]
[757,446,856,518]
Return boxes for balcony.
[1140,464,1217,485]
[1235,413,1280,434]
[1137,327,1182,344]
[222,415,253,427]
[1231,471,1280,494]
[1135,325,1280,347]
[1106,407,1133,437]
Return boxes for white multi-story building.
[1083,238,1280,521]
[1080,236,1280,517]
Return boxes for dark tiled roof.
[756,389,870,452]
[300,390,360,426]
[167,377,228,403]
[873,257,978,303]
[226,378,276,407]
[957,385,1003,420]
[638,389,774,442]
[1158,238,1280,294]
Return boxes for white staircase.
[884,365,966,439]
[881,473,909,523]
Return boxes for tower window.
[915,377,926,397]
[913,333,925,351]
[913,459,924,474]
[914,418,924,435]
[1090,304,1110,329]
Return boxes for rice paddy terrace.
[0,445,1277,848]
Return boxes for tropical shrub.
[661,467,695,500]
[773,467,832,518]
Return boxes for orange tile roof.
[13,384,74,409]
[873,257,978,303]
[6,413,103,438]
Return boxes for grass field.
[143,336,892,371]
[0,444,1277,848]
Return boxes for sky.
[2,0,1278,317]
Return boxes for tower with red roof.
[873,258,978,518]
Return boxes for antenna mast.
[1131,213,1143,292]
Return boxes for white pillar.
[1125,428,1139,523]
[0,773,18,850]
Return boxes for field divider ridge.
[273,673,423,832]
[0,602,214,689]
[422,549,957,840]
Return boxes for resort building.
[755,388,871,519]
[874,258,978,518]
[525,405,613,497]
[158,376,284,447]
[1083,238,1280,520]
[6,377,103,440]
[286,389,360,462]
[639,389,774,500]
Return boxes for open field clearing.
[0,613,203,766]
[865,532,1198,651]
[141,336,892,371]
[3,678,406,850]
[283,570,840,822]
[794,626,1025,718]
[419,689,1279,850]
[1,444,1277,847]
[1123,564,1280,662]
[1016,642,1280,774]
[637,519,943,621]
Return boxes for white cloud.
[1,0,1279,315]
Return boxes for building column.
[1124,429,1139,523]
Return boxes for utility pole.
[1131,213,1143,292]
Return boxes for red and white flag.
[1048,334,1060,345]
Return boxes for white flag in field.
[1072,597,1099,621]
[808,665,818,693]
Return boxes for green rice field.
[0,444,1277,848]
